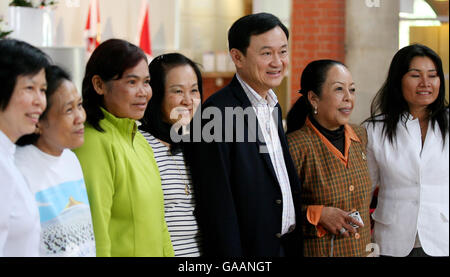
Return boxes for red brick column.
[201,76,233,102]
[290,0,346,107]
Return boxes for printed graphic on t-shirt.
[35,179,96,257]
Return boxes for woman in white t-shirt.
[16,65,96,257]
[0,39,50,257]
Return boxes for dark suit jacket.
[184,76,303,257]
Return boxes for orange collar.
[306,117,360,167]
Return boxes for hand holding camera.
[319,207,364,237]
[339,211,364,235]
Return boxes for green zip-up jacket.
[74,108,174,257]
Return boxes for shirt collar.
[306,117,360,143]
[344,124,361,143]
[100,107,138,141]
[236,73,278,108]
[306,118,361,167]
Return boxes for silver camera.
[348,211,363,228]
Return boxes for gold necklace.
[168,150,190,196]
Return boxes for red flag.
[138,0,152,56]
[85,0,101,54]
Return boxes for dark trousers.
[279,230,302,257]
[407,247,430,257]
[279,244,286,257]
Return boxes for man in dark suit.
[185,13,302,257]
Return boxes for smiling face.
[36,80,86,156]
[309,64,355,130]
[161,64,201,126]
[98,59,152,120]
[0,69,47,142]
[231,26,288,97]
[401,56,440,115]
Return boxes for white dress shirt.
[0,130,40,257]
[236,73,296,235]
[365,112,449,257]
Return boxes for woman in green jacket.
[73,39,174,257]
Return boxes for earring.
[313,106,318,115]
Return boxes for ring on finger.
[339,227,347,234]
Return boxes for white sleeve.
[364,123,381,195]
[0,164,16,256]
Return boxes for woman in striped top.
[139,53,203,256]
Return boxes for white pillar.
[346,0,400,124]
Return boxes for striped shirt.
[140,131,202,257]
[236,74,296,235]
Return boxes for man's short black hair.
[228,12,289,56]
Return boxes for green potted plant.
[8,0,57,46]
[0,16,13,39]
[9,0,58,8]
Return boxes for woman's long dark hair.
[139,53,203,151]
[365,44,448,145]
[82,39,147,132]
[286,59,345,134]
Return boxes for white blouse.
[0,130,40,257]
[365,112,449,257]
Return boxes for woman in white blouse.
[365,44,448,257]
[0,39,50,256]
[138,53,203,256]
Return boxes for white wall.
[1,0,177,53]
[1,0,247,63]
[0,0,179,91]
[0,1,8,16]
[178,0,244,62]
[252,0,291,29]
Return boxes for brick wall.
[201,77,233,102]
[290,0,346,107]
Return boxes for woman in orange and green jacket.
[286,60,372,257]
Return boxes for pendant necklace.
[169,151,190,196]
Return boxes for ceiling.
[425,0,449,17]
